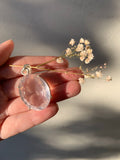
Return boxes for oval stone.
[18,74,51,110]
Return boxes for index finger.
[0,56,68,79]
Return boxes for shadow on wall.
[3,0,116,65]
[0,105,120,159]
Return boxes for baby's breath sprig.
[56,38,112,83]
[9,37,112,83]
[64,38,94,64]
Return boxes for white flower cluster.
[65,38,94,64]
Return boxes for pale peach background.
[0,0,120,160]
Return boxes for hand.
[0,40,82,140]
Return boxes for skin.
[0,40,82,140]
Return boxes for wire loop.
[21,64,31,76]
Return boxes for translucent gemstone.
[18,74,51,110]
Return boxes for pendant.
[18,65,51,110]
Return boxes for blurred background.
[0,0,120,160]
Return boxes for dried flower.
[80,50,87,57]
[106,75,112,81]
[76,44,84,52]
[80,56,85,61]
[95,70,102,78]
[69,39,75,46]
[79,38,85,43]
[86,48,93,54]
[79,77,85,84]
[85,45,91,50]
[56,57,64,63]
[84,75,90,79]
[104,63,107,68]
[104,63,107,66]
[64,38,95,65]
[87,53,94,61]
[65,48,72,57]
[91,74,95,79]
[85,58,91,64]
[84,39,90,45]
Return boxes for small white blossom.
[84,39,90,45]
[84,75,90,78]
[79,38,85,43]
[80,56,85,61]
[106,75,112,81]
[79,77,85,84]
[87,48,93,54]
[65,48,72,57]
[85,58,91,64]
[69,39,75,46]
[80,50,87,57]
[91,74,95,79]
[56,57,64,63]
[76,44,84,52]
[96,71,102,78]
[88,53,94,61]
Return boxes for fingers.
[5,79,80,116]
[0,103,58,139]
[0,40,14,66]
[40,67,83,88]
[1,79,80,139]
[2,67,82,99]
[0,56,68,79]
[6,97,29,115]
[51,80,81,102]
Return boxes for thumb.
[0,40,14,66]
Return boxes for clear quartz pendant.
[18,74,51,110]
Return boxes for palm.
[0,40,81,140]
